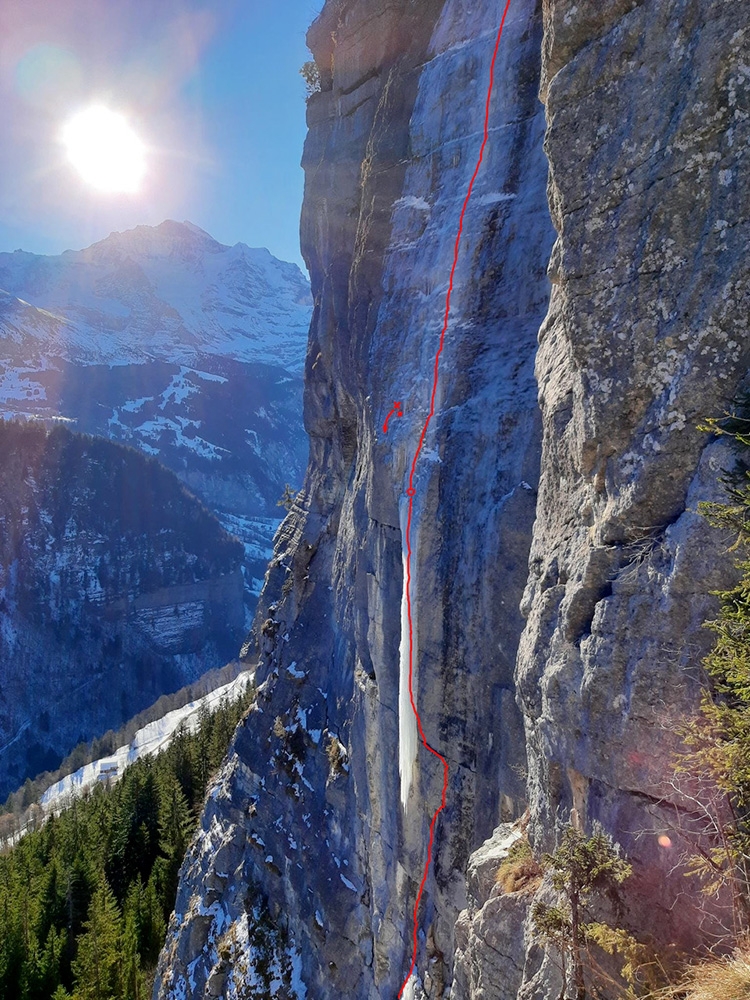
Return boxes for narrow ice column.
[398,493,418,811]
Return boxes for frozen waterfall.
[398,493,418,811]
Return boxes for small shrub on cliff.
[584,924,672,997]
[261,617,280,640]
[299,60,321,98]
[495,838,542,895]
[277,482,297,511]
[326,734,347,776]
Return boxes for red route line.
[397,2,514,996]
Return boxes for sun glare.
[62,106,146,193]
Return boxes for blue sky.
[0,0,322,269]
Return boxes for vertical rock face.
[513,0,750,992]
[452,3,749,996]
[155,1,749,998]
[154,0,553,997]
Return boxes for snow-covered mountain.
[0,220,312,370]
[0,222,312,616]
[0,420,246,799]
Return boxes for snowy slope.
[0,221,312,371]
[39,670,254,817]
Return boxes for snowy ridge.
[0,220,312,372]
[38,671,253,816]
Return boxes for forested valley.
[0,685,254,1000]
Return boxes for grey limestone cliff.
[454,1,750,998]
[155,0,552,997]
[154,0,749,998]
[511,1,750,995]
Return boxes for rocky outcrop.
[0,421,244,797]
[453,824,531,1000]
[154,0,749,998]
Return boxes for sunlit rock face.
[511,2,750,995]
[455,3,750,996]
[153,0,552,997]
[453,824,530,1000]
[154,1,749,998]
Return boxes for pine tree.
[164,723,195,806]
[140,875,166,968]
[122,888,142,1000]
[0,889,26,999]
[71,878,123,1000]
[107,764,159,902]
[61,857,94,981]
[194,703,213,797]
[156,776,194,912]
[209,703,233,772]
[28,925,67,1000]
[532,826,632,1000]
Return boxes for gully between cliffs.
[396,3,514,995]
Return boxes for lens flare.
[62,106,146,193]
[16,45,83,110]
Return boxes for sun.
[62,106,146,194]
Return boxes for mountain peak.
[86,220,225,259]
[0,219,312,371]
[180,220,213,238]
[153,219,221,246]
